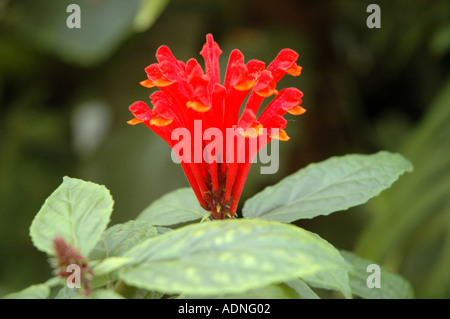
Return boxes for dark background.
[1,0,449,298]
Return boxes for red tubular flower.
[128,34,306,219]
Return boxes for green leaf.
[82,289,124,299]
[120,286,164,299]
[44,276,64,288]
[340,250,414,299]
[243,151,413,222]
[29,176,113,256]
[90,274,112,290]
[55,288,124,299]
[181,283,302,299]
[92,257,134,276]
[137,188,208,226]
[285,279,320,299]
[11,0,145,66]
[301,267,352,299]
[156,226,173,235]
[4,284,50,299]
[119,219,348,296]
[54,286,81,299]
[89,220,157,260]
[133,0,170,32]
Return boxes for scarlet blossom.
[128,34,305,219]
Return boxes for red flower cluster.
[53,237,93,295]
[128,34,305,219]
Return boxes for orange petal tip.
[139,79,156,88]
[270,129,290,141]
[286,63,302,77]
[186,100,211,112]
[255,88,278,97]
[233,80,256,91]
[287,105,306,115]
[150,117,173,126]
[153,79,174,87]
[127,118,144,125]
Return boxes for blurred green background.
[1,0,449,298]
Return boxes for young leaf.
[29,176,113,256]
[92,256,134,276]
[340,250,414,299]
[137,188,208,226]
[243,152,413,222]
[119,219,348,296]
[4,284,50,299]
[89,220,157,260]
